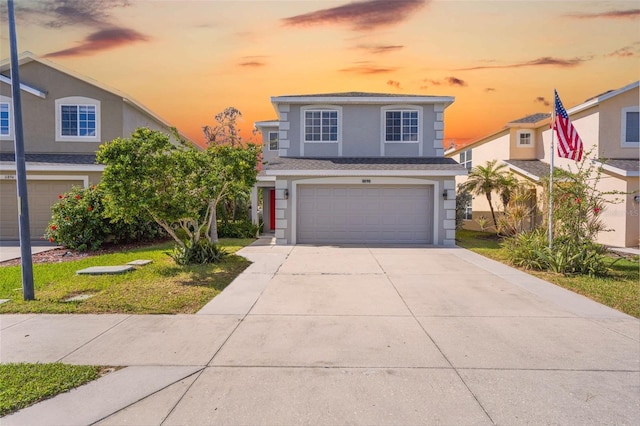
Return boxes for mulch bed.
[0,241,168,268]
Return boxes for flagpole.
[548,90,555,249]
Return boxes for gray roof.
[0,153,97,165]
[508,113,551,124]
[264,156,465,171]
[503,160,550,180]
[602,159,639,173]
[276,92,439,98]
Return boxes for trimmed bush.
[167,239,228,265]
[217,220,258,238]
[45,185,163,251]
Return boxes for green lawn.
[456,229,640,318]
[0,238,254,314]
[0,363,104,416]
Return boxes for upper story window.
[268,131,279,151]
[622,106,639,147]
[304,110,338,142]
[460,149,472,170]
[0,102,10,137]
[517,130,533,146]
[55,96,100,142]
[385,110,418,142]
[61,105,96,136]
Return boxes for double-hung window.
[385,110,418,142]
[460,149,472,170]
[268,131,279,151]
[622,106,639,147]
[517,130,532,146]
[61,105,96,136]
[55,97,100,142]
[0,102,10,137]
[304,110,338,142]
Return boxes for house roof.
[0,153,104,172]
[502,160,550,181]
[271,92,455,107]
[262,156,467,177]
[0,52,198,148]
[598,159,640,177]
[508,113,551,124]
[0,153,97,165]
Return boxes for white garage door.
[297,184,433,244]
[0,180,80,239]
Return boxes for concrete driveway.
[1,243,638,425]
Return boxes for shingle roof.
[0,153,97,165]
[264,156,466,171]
[277,92,438,98]
[503,160,550,180]
[602,159,639,173]
[508,113,551,124]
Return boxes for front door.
[270,189,276,231]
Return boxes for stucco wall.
[597,87,639,159]
[0,60,123,154]
[278,103,441,158]
[597,172,639,247]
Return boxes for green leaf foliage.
[96,127,259,255]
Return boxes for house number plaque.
[361,179,371,183]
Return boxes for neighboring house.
[446,81,639,248]
[252,92,467,245]
[0,52,192,240]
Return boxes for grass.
[456,229,640,318]
[0,238,254,314]
[0,363,104,416]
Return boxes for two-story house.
[0,52,192,240]
[447,81,639,248]
[252,92,467,246]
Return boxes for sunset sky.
[1,0,638,147]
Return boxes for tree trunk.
[209,204,219,243]
[485,192,498,231]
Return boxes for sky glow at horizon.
[1,0,638,147]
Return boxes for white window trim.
[55,96,101,142]
[621,106,639,148]
[460,149,472,170]
[268,131,279,151]
[516,130,533,147]
[300,105,342,156]
[381,105,423,145]
[0,95,13,140]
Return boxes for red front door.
[269,189,276,231]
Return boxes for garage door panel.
[1,180,80,239]
[297,184,432,244]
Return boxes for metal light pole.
[7,0,35,300]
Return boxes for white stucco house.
[446,81,639,248]
[252,92,467,246]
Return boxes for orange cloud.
[44,27,149,58]
[607,43,639,57]
[386,80,402,88]
[455,56,586,71]
[340,64,398,74]
[565,9,640,19]
[534,96,550,107]
[356,44,404,54]
[282,0,427,31]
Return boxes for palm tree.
[460,160,508,230]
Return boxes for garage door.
[0,180,80,239]
[297,185,433,244]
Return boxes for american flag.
[552,89,583,161]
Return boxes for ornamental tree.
[96,127,259,249]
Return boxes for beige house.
[447,81,639,248]
[0,52,192,240]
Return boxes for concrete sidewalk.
[1,242,638,425]
[0,240,61,262]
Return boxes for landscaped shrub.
[45,185,163,251]
[167,239,228,265]
[216,220,258,238]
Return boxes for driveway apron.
[1,244,638,425]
